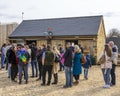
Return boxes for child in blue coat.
[83,51,92,80]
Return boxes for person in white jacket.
[99,44,112,88]
[109,41,118,86]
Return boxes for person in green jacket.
[41,44,54,86]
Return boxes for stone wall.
[37,39,65,49]
[78,39,95,56]
[37,40,47,47]
[52,40,65,48]
[97,19,106,61]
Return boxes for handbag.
[55,54,61,63]
[99,51,106,64]
[81,54,87,64]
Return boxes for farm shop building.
[9,15,106,62]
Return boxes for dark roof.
[106,37,120,52]
[9,15,103,38]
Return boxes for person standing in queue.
[63,42,73,88]
[41,45,54,86]
[109,41,118,86]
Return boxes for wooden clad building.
[9,15,106,62]
[0,23,18,47]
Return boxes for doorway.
[26,40,37,45]
[65,40,78,46]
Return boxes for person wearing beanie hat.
[109,41,118,86]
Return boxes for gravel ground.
[0,66,120,96]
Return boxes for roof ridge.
[23,15,103,22]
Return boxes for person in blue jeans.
[83,51,92,80]
[17,45,30,84]
[63,42,73,88]
[109,41,118,86]
[30,43,38,78]
[58,44,64,71]
[99,44,112,88]
[1,43,6,69]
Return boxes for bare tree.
[107,28,120,38]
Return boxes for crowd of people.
[0,41,118,89]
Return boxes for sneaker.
[84,77,88,80]
[41,83,45,86]
[103,85,110,88]
[63,85,68,88]
[103,84,107,88]
[106,85,110,88]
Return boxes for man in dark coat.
[31,42,38,78]
[8,46,18,82]
[63,42,73,88]
[36,44,47,81]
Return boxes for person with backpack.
[17,45,30,84]
[83,50,92,80]
[41,45,54,86]
[52,46,60,84]
[109,41,118,86]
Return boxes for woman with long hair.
[99,44,112,88]
[73,45,82,84]
[52,46,60,84]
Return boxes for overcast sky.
[0,0,120,34]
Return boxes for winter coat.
[73,53,82,75]
[60,52,65,65]
[111,45,118,65]
[8,49,17,65]
[37,48,46,62]
[31,46,37,60]
[63,48,73,67]
[99,51,112,69]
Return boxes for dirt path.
[0,66,120,96]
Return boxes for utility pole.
[22,12,24,21]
